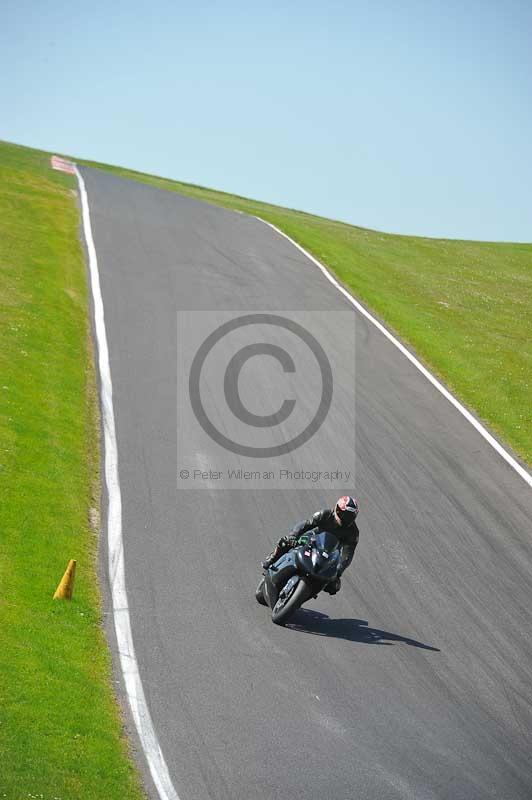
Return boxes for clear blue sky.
[2,0,531,241]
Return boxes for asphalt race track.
[81,166,532,800]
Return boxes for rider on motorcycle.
[262,496,360,595]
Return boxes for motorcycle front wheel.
[271,578,313,626]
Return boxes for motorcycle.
[255,530,342,626]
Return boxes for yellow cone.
[53,559,77,600]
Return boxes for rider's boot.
[261,542,286,570]
[324,577,341,595]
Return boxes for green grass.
[0,141,145,799]
[76,155,532,467]
[0,135,530,795]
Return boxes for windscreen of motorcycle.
[312,531,341,554]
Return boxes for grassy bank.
[0,141,144,798]
[0,134,530,793]
[76,156,532,467]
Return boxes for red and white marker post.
[51,155,76,174]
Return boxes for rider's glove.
[286,534,299,548]
[277,536,292,549]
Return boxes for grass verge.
[76,155,532,467]
[0,141,145,799]
[0,134,530,795]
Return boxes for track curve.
[81,166,532,800]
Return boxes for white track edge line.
[256,216,532,490]
[75,167,180,800]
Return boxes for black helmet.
[335,495,359,523]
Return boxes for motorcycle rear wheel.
[271,578,313,626]
[255,577,267,606]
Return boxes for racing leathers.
[262,508,359,593]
